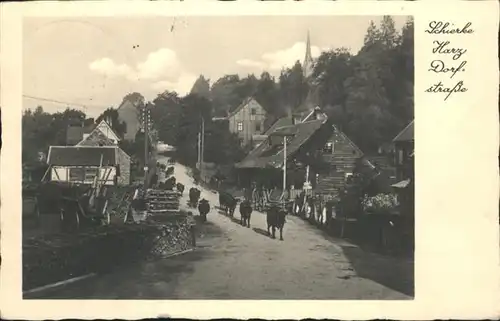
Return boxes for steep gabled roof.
[393,120,414,142]
[77,120,121,146]
[95,120,121,142]
[264,117,293,135]
[236,118,327,169]
[47,146,117,166]
[227,97,263,119]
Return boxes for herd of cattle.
[186,189,288,241]
[150,161,288,241]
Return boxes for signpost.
[269,130,295,201]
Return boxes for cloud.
[151,73,198,95]
[235,59,266,69]
[89,58,133,78]
[89,48,195,94]
[237,42,327,72]
[136,48,182,81]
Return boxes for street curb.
[23,273,97,296]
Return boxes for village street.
[28,158,413,300]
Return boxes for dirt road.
[28,159,413,299]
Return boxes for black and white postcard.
[1,1,499,319]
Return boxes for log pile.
[146,189,180,213]
[146,213,196,258]
[106,186,135,221]
[23,211,197,292]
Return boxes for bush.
[361,193,399,214]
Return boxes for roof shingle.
[47,146,117,166]
[264,117,293,135]
[236,119,326,169]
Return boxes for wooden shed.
[46,146,130,186]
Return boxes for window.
[255,122,261,132]
[323,142,334,153]
[237,122,243,132]
[85,168,98,182]
[398,150,404,165]
[251,108,256,115]
[69,168,85,182]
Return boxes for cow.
[166,166,175,177]
[219,192,238,217]
[150,173,159,188]
[218,191,231,212]
[176,182,185,195]
[198,198,210,222]
[189,187,201,207]
[164,176,176,190]
[266,204,287,241]
[239,199,252,228]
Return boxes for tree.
[313,48,353,123]
[95,107,127,138]
[22,106,87,162]
[343,50,394,152]
[203,120,245,164]
[210,74,242,115]
[391,17,414,123]
[255,71,280,116]
[123,92,145,107]
[278,61,309,113]
[151,90,182,145]
[190,75,211,99]
[175,94,213,166]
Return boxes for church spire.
[303,30,314,79]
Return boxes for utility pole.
[142,104,151,187]
[283,135,287,193]
[200,116,205,181]
[197,127,201,170]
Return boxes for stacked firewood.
[146,214,196,258]
[106,186,135,221]
[146,189,180,213]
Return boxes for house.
[251,116,294,149]
[235,107,373,199]
[393,120,414,181]
[213,97,267,148]
[46,146,131,186]
[76,120,131,185]
[117,98,142,142]
[391,120,414,216]
[77,120,121,146]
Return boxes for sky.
[23,16,409,118]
